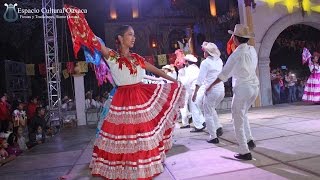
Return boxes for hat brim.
[228,30,254,39]
[183,57,197,63]
[202,47,218,57]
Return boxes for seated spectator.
[61,96,75,111]
[28,125,46,148]
[16,126,28,151]
[0,93,11,133]
[6,132,22,156]
[0,138,16,166]
[85,91,100,109]
[29,107,47,136]
[61,96,70,111]
[0,139,16,165]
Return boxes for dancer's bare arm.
[101,44,111,60]
[145,62,177,82]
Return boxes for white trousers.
[189,87,206,129]
[181,91,191,126]
[203,89,225,139]
[231,84,259,154]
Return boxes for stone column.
[258,57,273,106]
[243,0,261,107]
[73,74,86,126]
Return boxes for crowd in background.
[0,94,52,166]
[270,67,307,104]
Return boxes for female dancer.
[64,6,185,179]
[303,52,320,103]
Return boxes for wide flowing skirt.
[90,82,185,180]
[302,72,320,102]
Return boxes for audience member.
[0,93,11,132]
[6,133,22,156]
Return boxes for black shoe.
[202,122,206,128]
[216,127,223,137]
[180,125,190,129]
[207,138,219,144]
[234,153,252,160]
[247,140,256,150]
[190,128,204,133]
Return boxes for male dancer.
[207,24,259,160]
[183,54,206,132]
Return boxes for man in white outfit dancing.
[192,42,225,144]
[183,54,206,132]
[207,24,259,160]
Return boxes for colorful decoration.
[83,37,105,65]
[94,60,112,86]
[77,61,88,73]
[302,47,312,65]
[26,64,35,76]
[64,4,101,58]
[66,62,75,74]
[258,0,319,14]
[62,69,70,79]
[157,54,167,66]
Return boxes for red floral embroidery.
[109,51,145,75]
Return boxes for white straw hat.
[201,42,221,57]
[228,24,254,38]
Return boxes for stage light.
[210,0,217,17]
[110,0,117,20]
[132,0,139,18]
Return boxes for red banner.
[66,62,75,74]
[38,64,46,76]
[168,53,176,65]
[144,56,155,65]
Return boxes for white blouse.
[105,56,146,86]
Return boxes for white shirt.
[196,56,224,91]
[184,64,200,93]
[85,99,100,109]
[218,43,259,87]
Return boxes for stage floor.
[1,103,320,180]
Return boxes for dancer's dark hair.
[234,35,249,44]
[114,25,132,55]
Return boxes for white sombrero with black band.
[228,24,255,39]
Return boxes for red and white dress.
[302,61,320,102]
[90,51,185,180]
